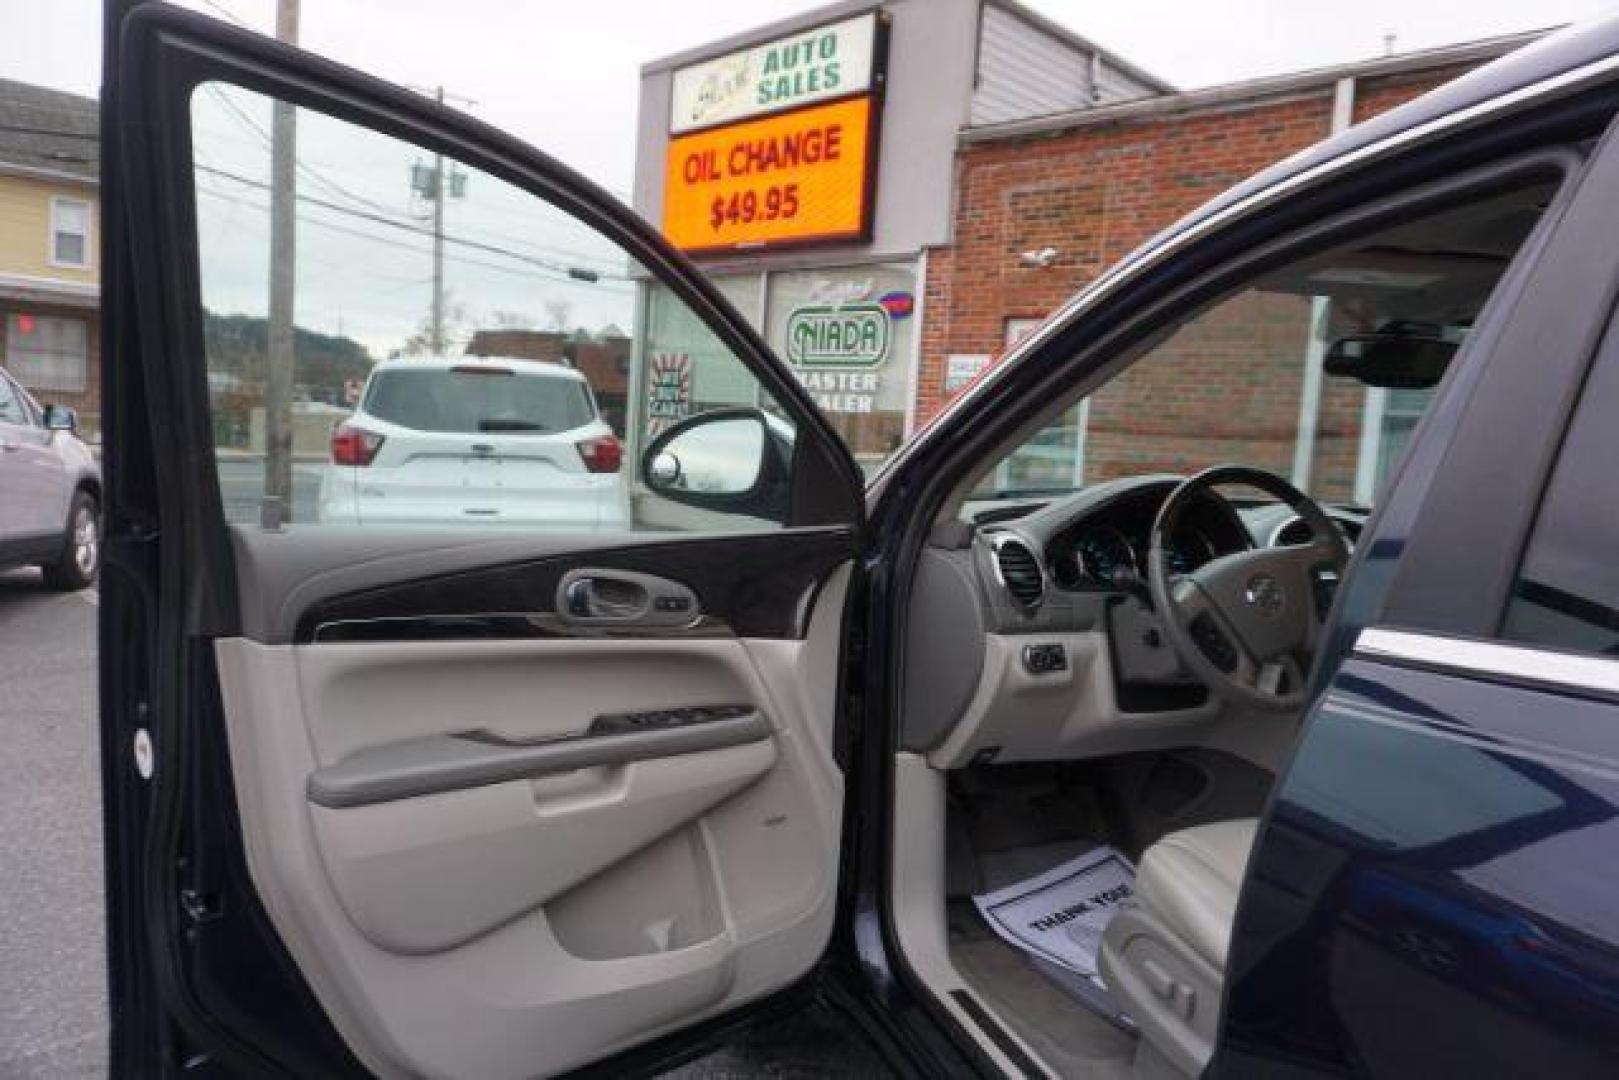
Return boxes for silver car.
[0,368,100,590]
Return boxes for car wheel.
[42,490,100,591]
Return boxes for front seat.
[1099,818,1259,1078]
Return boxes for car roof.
[368,356,587,380]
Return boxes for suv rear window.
[363,368,596,434]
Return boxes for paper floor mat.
[972,846,1136,1029]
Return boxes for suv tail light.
[331,422,385,466]
[576,434,622,474]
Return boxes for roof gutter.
[0,161,99,186]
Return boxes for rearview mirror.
[641,407,792,522]
[1324,326,1457,389]
[42,404,78,433]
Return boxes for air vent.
[992,536,1044,608]
[1273,514,1362,548]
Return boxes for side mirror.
[1324,326,1457,389]
[642,407,792,522]
[43,404,78,433]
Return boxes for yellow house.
[0,78,99,434]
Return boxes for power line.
[198,162,633,282]
[200,88,628,276]
[3,92,636,284]
[205,85,402,218]
[194,181,632,292]
[191,194,440,288]
[193,0,251,29]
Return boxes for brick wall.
[919,62,1482,495]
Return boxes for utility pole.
[264,0,298,525]
[430,86,446,355]
[410,86,470,356]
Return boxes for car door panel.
[213,563,850,1078]
[1226,642,1619,1079]
[103,5,867,1076]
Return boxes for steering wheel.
[1146,466,1350,711]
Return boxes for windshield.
[363,368,596,434]
[978,180,1553,508]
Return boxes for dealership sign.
[785,301,894,415]
[670,13,879,134]
[664,14,885,254]
[664,96,876,252]
[786,302,891,367]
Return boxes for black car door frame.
[98,3,897,1076]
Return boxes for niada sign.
[670,13,879,134]
[786,303,891,368]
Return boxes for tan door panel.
[212,564,849,1080]
[310,740,777,953]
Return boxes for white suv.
[317,357,628,530]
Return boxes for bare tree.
[397,295,470,357]
[488,309,534,329]
[543,298,573,332]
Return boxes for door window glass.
[974,181,1555,514]
[190,83,793,532]
[1502,327,1619,654]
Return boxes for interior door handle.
[556,569,701,628]
[563,577,642,619]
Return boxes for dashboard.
[1046,485,1252,590]
[900,475,1366,769]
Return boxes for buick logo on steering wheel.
[1245,574,1285,617]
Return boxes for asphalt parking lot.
[0,569,106,1078]
[0,566,884,1079]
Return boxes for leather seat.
[1099,819,1259,1078]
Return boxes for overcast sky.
[8,0,1617,195]
[4,0,1615,358]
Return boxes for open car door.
[99,4,866,1076]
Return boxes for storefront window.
[1370,386,1434,497]
[765,263,916,472]
[636,264,919,477]
[641,283,763,437]
[711,274,764,331]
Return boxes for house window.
[7,314,89,393]
[50,197,92,269]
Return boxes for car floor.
[942,755,1272,1078]
[945,768,1136,1078]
